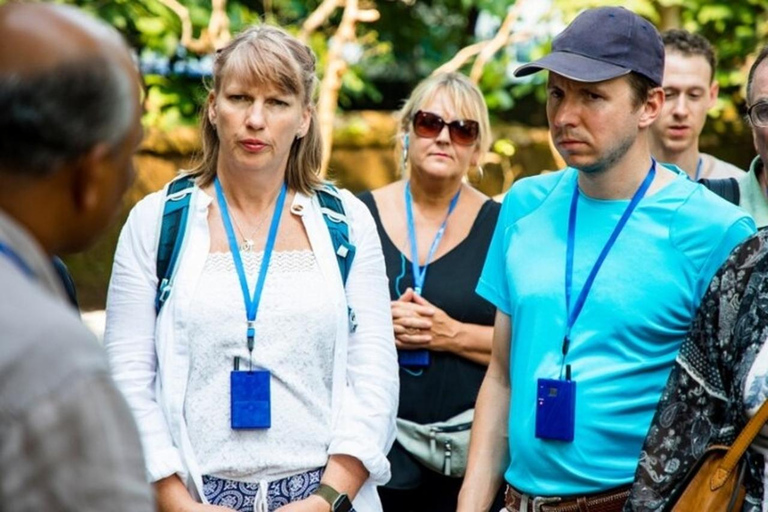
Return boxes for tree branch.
[432,41,486,75]
[315,0,380,176]
[356,8,380,23]
[299,0,343,42]
[432,0,536,82]
[156,0,196,49]
[209,0,231,49]
[157,0,231,54]
[469,0,530,83]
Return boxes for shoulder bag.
[666,399,768,512]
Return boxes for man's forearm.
[458,369,510,512]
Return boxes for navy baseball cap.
[515,7,664,86]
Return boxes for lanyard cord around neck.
[404,181,461,295]
[694,157,703,181]
[562,160,657,378]
[214,177,287,370]
[0,241,34,278]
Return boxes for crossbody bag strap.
[712,399,768,488]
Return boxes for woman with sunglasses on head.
[358,72,504,512]
[104,25,398,512]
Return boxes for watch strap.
[314,483,352,512]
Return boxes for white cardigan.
[104,183,399,511]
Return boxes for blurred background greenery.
[44,0,768,130]
[9,0,765,308]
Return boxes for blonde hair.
[395,72,492,175]
[186,24,322,194]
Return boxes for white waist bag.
[395,408,474,477]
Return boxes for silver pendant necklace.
[230,209,269,252]
[219,184,283,252]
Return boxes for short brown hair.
[186,24,322,194]
[748,45,768,104]
[662,29,717,81]
[626,71,658,109]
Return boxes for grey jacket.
[0,210,153,511]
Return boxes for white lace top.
[184,250,336,481]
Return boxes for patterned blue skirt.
[203,469,323,512]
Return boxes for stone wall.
[64,111,753,310]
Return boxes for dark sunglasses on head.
[412,110,480,146]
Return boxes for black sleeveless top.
[358,191,500,487]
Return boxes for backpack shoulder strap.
[316,183,356,286]
[698,177,741,206]
[317,183,358,333]
[155,175,195,313]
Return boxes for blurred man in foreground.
[0,3,153,510]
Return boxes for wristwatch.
[313,483,353,512]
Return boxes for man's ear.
[70,142,110,214]
[708,80,720,110]
[638,87,665,129]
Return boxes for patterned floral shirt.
[626,230,768,511]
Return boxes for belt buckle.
[532,496,561,512]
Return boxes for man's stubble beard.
[570,133,636,176]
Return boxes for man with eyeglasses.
[737,45,768,227]
[457,7,755,512]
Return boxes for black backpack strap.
[698,177,741,206]
[155,175,195,314]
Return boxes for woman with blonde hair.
[104,24,398,512]
[359,72,504,511]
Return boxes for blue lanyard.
[563,161,656,359]
[694,157,703,181]
[214,177,287,358]
[405,182,461,295]
[0,241,34,278]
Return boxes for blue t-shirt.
[477,167,756,496]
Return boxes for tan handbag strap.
[712,399,768,487]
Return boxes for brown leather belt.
[504,484,630,512]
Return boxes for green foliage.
[374,0,479,82]
[39,0,768,133]
[52,0,396,128]
[479,59,514,111]
[493,138,516,157]
[143,75,206,130]
[463,0,510,18]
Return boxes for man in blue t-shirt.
[457,7,756,512]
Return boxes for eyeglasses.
[748,101,768,127]
[412,110,480,146]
